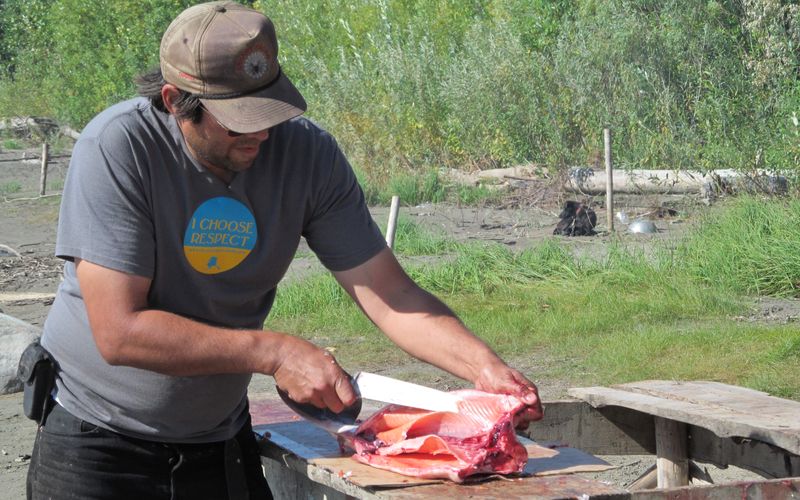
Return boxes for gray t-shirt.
[42,97,386,443]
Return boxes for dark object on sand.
[553,201,597,236]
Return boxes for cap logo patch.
[237,44,272,81]
[244,51,269,79]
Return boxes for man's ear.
[161,84,181,114]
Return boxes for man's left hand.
[474,362,543,429]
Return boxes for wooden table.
[567,380,800,488]
[256,419,626,499]
[256,381,800,499]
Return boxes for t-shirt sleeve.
[55,124,155,278]
[302,136,386,272]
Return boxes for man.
[28,2,542,499]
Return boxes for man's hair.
[135,67,203,123]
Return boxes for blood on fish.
[344,389,533,483]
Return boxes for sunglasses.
[201,106,244,137]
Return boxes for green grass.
[452,184,503,206]
[267,248,800,399]
[678,196,800,297]
[391,217,455,256]
[266,197,800,400]
[0,180,22,194]
[384,170,447,206]
[2,139,22,150]
[360,169,506,207]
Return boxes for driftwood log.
[565,167,788,196]
[0,117,80,141]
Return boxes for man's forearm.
[76,257,289,377]
[368,288,505,383]
[100,307,285,376]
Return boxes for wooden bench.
[567,380,800,488]
[256,381,800,499]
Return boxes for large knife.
[352,371,461,413]
[277,371,461,435]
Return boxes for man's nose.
[247,129,270,141]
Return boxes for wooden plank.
[262,457,361,500]
[261,447,383,499]
[569,381,800,455]
[254,395,800,500]
[654,417,689,488]
[543,392,800,477]
[629,464,658,491]
[525,400,656,455]
[249,395,304,426]
[629,476,800,500]
[375,475,628,499]
[688,425,800,479]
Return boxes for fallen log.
[564,168,788,196]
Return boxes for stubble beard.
[189,135,262,174]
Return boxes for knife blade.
[352,371,461,413]
[276,372,462,437]
[276,386,359,435]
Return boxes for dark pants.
[27,403,272,500]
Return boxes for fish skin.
[347,389,530,482]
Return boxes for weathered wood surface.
[688,425,800,478]
[654,417,689,488]
[569,381,800,455]
[375,475,627,499]
[629,477,800,500]
[526,400,656,455]
[254,393,800,499]
[564,168,788,195]
[526,399,799,478]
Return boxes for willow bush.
[1,0,798,189]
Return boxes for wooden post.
[655,417,689,488]
[628,464,658,491]
[385,195,400,249]
[604,128,614,232]
[39,142,49,196]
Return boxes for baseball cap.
[160,1,306,133]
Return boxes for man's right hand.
[271,336,357,414]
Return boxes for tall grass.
[408,241,578,296]
[391,216,455,256]
[678,196,800,297]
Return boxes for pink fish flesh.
[347,389,529,482]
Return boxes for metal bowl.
[628,219,658,234]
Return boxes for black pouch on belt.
[17,339,56,423]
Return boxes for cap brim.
[200,72,307,134]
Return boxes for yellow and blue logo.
[183,197,257,275]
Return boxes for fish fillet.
[347,389,529,482]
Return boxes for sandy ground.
[0,147,791,497]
